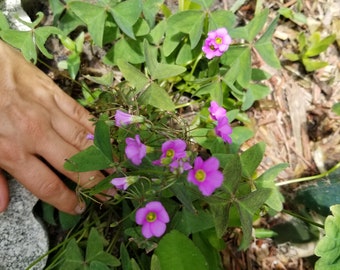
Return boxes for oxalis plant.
[3,0,334,269]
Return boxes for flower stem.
[276,162,340,187]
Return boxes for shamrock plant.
[1,0,311,269]
[284,31,336,72]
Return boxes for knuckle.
[71,126,90,149]
[0,141,27,169]
[38,180,64,199]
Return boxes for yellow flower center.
[195,169,206,182]
[215,37,222,44]
[209,45,215,50]
[166,149,175,158]
[146,211,157,222]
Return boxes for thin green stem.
[276,162,340,187]
[190,52,203,76]
[282,209,324,229]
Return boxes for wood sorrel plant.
[1,0,289,269]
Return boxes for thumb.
[0,170,9,212]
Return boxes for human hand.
[0,40,105,215]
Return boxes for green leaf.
[210,202,231,238]
[208,10,236,31]
[251,68,272,81]
[59,211,81,230]
[116,60,150,92]
[297,32,307,52]
[120,243,131,269]
[163,31,184,57]
[245,8,269,42]
[255,163,288,212]
[151,254,162,270]
[192,231,223,270]
[64,145,113,172]
[166,10,204,49]
[305,33,336,57]
[94,118,112,161]
[163,10,204,56]
[315,205,340,270]
[84,72,114,87]
[240,142,265,179]
[176,42,193,65]
[236,188,272,249]
[89,244,120,266]
[221,154,242,194]
[60,239,84,269]
[1,30,36,62]
[302,58,329,72]
[170,182,196,214]
[278,7,307,26]
[66,52,81,80]
[147,20,167,45]
[143,0,165,27]
[69,2,107,47]
[89,261,110,270]
[134,18,150,36]
[283,52,300,62]
[110,0,142,39]
[222,46,251,87]
[144,40,186,80]
[332,103,340,116]
[195,82,223,105]
[138,83,175,111]
[104,36,144,65]
[242,83,270,110]
[0,12,9,30]
[229,126,254,153]
[41,202,57,225]
[34,26,64,59]
[155,230,208,270]
[86,228,104,262]
[254,16,281,69]
[175,209,215,235]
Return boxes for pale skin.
[0,40,105,215]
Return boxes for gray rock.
[0,179,48,270]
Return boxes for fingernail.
[74,202,86,214]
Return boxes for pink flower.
[86,133,94,140]
[115,110,144,127]
[202,28,232,59]
[153,139,191,173]
[215,117,232,144]
[135,201,170,238]
[111,176,138,190]
[125,135,147,165]
[153,139,187,166]
[187,156,224,196]
[209,101,226,121]
[169,158,192,174]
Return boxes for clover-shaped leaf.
[315,205,340,270]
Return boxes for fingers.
[9,156,84,215]
[0,170,9,212]
[53,90,96,134]
[51,109,94,151]
[37,128,105,189]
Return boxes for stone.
[0,179,48,270]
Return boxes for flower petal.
[150,220,167,237]
[135,208,148,225]
[141,223,153,238]
[157,209,170,223]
